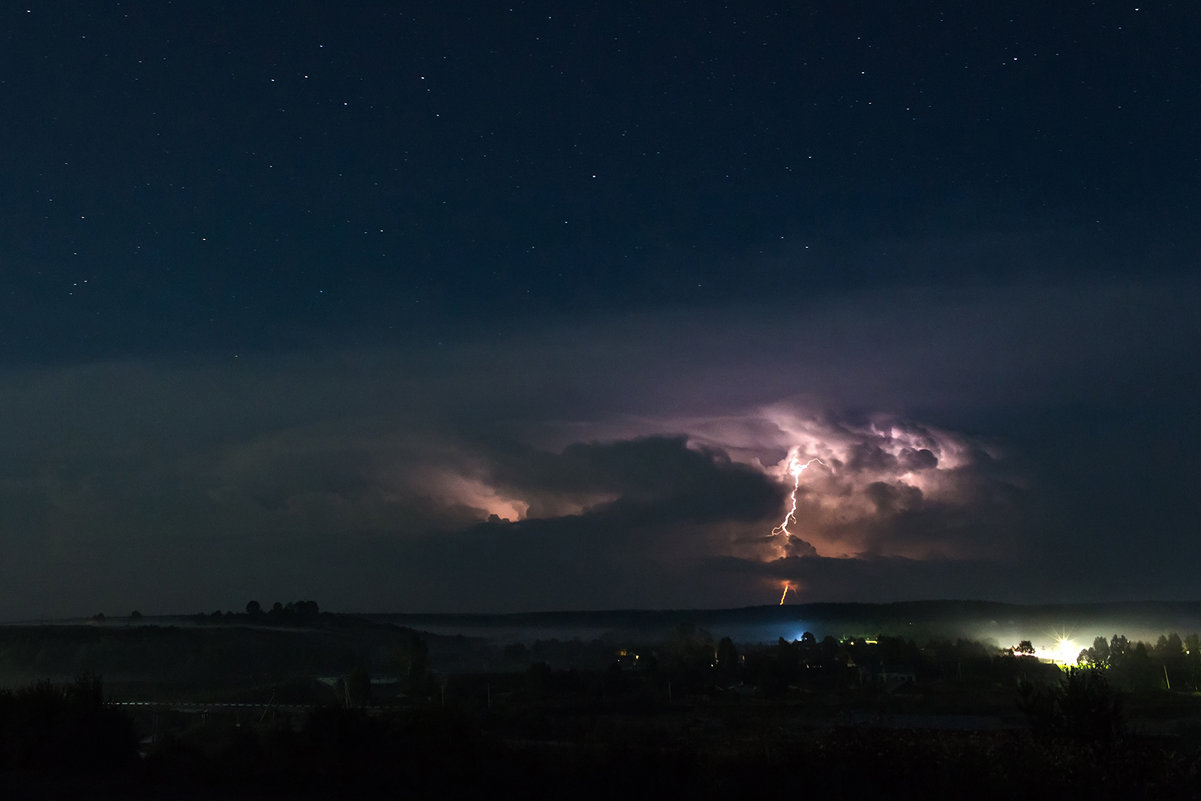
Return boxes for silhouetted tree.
[1081,636,1110,666]
[1109,634,1130,665]
[665,623,715,683]
[0,675,137,773]
[292,600,319,619]
[1185,634,1201,690]
[1018,667,1125,746]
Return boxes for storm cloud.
[0,278,1196,617]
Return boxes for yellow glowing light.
[1028,634,1079,664]
[1050,637,1079,665]
[779,582,794,605]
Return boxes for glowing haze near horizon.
[0,4,1198,618]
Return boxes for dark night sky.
[1,2,1198,618]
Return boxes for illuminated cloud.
[486,404,1021,565]
[0,276,1195,616]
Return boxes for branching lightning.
[772,449,826,539]
[772,448,826,605]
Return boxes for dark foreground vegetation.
[5,614,1201,798]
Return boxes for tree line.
[1074,632,1201,691]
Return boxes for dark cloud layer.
[2,279,1193,617]
[2,4,1198,619]
[480,436,782,523]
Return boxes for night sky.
[2,3,1199,618]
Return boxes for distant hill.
[373,600,1201,649]
[0,613,436,690]
[4,601,1201,688]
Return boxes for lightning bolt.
[778,582,794,605]
[771,449,826,539]
[771,448,826,604]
